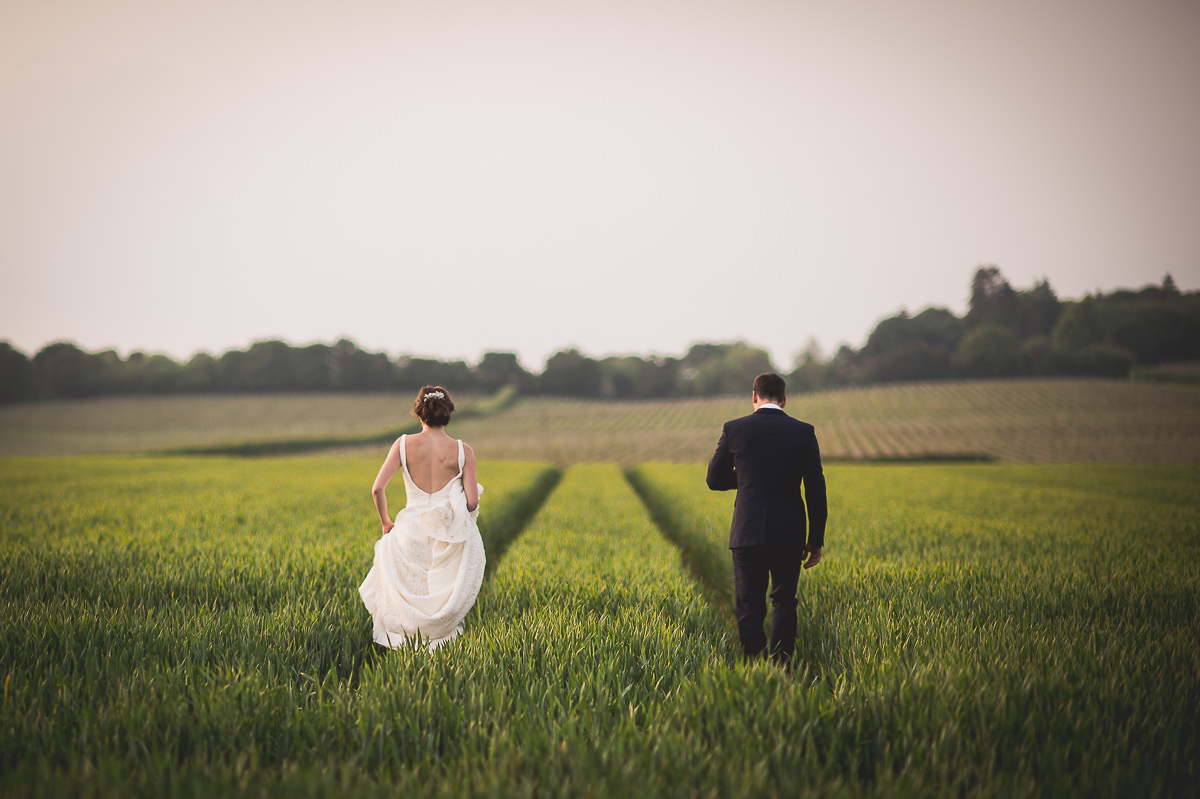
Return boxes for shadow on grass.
[479,466,563,578]
[624,466,732,611]
[163,423,421,457]
[160,386,521,458]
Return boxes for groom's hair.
[753,373,786,403]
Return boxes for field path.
[473,462,733,718]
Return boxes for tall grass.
[3,457,1198,796]
[0,455,558,797]
[628,462,1200,795]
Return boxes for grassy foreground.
[629,462,1200,795]
[2,457,1199,796]
[0,455,558,797]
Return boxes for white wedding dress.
[359,436,486,650]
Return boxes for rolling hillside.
[1,379,1197,463]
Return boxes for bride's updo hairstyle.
[413,385,455,427]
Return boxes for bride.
[359,385,485,650]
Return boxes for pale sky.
[3,0,1198,372]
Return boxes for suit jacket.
[706,407,827,551]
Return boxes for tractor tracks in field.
[474,461,727,614]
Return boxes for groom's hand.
[803,546,822,569]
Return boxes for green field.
[2,451,1197,797]
[0,394,418,456]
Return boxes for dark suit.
[707,406,827,661]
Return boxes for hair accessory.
[423,390,445,400]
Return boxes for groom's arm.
[706,426,737,491]
[802,432,827,550]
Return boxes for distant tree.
[1014,279,1061,339]
[539,348,603,396]
[965,266,1019,331]
[859,307,961,382]
[689,341,775,395]
[1111,295,1200,364]
[957,324,1022,377]
[1052,300,1104,352]
[396,357,473,392]
[146,354,182,393]
[31,341,106,398]
[682,342,731,370]
[1055,344,1137,377]
[331,339,395,391]
[228,340,296,392]
[0,342,35,403]
[600,356,642,399]
[397,357,440,390]
[825,344,865,386]
[599,355,681,399]
[291,343,336,391]
[788,338,826,393]
[474,352,531,393]
[1020,335,1055,375]
[123,351,183,394]
[180,352,219,392]
[871,342,957,382]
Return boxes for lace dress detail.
[359,436,486,650]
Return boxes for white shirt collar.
[758,403,782,411]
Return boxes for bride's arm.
[372,439,402,534]
[462,443,479,512]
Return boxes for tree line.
[2,268,1196,404]
[805,267,1198,391]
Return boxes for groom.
[706,372,827,665]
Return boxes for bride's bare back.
[403,430,464,494]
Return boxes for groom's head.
[752,373,786,407]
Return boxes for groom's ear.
[779,396,787,409]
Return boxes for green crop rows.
[629,462,1200,795]
[2,456,1199,797]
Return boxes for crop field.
[2,452,1198,796]
[0,394,436,456]
[452,379,1200,464]
[628,462,1200,795]
[3,379,1198,464]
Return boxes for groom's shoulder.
[782,413,817,433]
[762,410,817,435]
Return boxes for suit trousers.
[731,546,805,663]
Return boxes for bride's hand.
[382,520,395,535]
